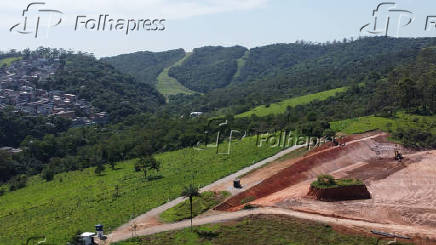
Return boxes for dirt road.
[108,207,436,243]
[105,144,303,243]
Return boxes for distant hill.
[168,46,247,92]
[169,37,436,114]
[101,49,186,86]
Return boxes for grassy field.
[0,136,284,244]
[0,56,22,67]
[156,53,196,98]
[232,50,249,81]
[311,177,364,189]
[114,214,406,245]
[330,112,436,135]
[160,191,230,223]
[236,86,348,118]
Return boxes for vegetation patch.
[155,53,196,98]
[113,214,408,245]
[311,175,363,189]
[160,191,230,223]
[236,86,348,118]
[331,112,436,148]
[0,57,22,67]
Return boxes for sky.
[1,0,436,57]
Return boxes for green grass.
[160,191,230,223]
[311,178,364,189]
[113,214,408,245]
[232,50,249,81]
[236,86,348,118]
[330,112,436,135]
[0,57,22,67]
[156,53,196,98]
[0,136,284,245]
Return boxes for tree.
[94,164,105,176]
[181,184,200,231]
[41,166,55,181]
[135,155,160,180]
[0,150,16,183]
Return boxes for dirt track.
[215,132,436,240]
[107,132,436,243]
[105,144,303,244]
[108,207,436,243]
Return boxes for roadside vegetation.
[160,191,230,223]
[113,214,407,245]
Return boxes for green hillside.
[0,136,283,244]
[168,46,247,92]
[236,86,348,118]
[101,49,186,86]
[331,112,436,135]
[231,50,249,81]
[0,57,22,67]
[156,53,196,98]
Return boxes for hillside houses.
[0,56,108,126]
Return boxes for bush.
[8,175,27,191]
[94,164,105,176]
[134,162,141,172]
[317,174,336,186]
[41,167,55,181]
[240,196,255,204]
[0,187,5,196]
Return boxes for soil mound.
[307,185,371,201]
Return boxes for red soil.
[215,132,389,211]
[307,185,371,202]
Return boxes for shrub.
[8,175,27,191]
[0,187,5,196]
[41,167,55,181]
[94,164,105,176]
[317,174,336,186]
[240,196,255,204]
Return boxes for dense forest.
[166,38,436,115]
[101,49,186,86]
[168,46,247,92]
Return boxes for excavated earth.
[214,132,436,240]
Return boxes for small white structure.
[190,112,203,117]
[80,232,96,245]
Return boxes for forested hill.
[168,46,248,92]
[167,37,436,114]
[101,49,186,86]
[39,53,165,122]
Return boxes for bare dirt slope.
[213,132,436,240]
